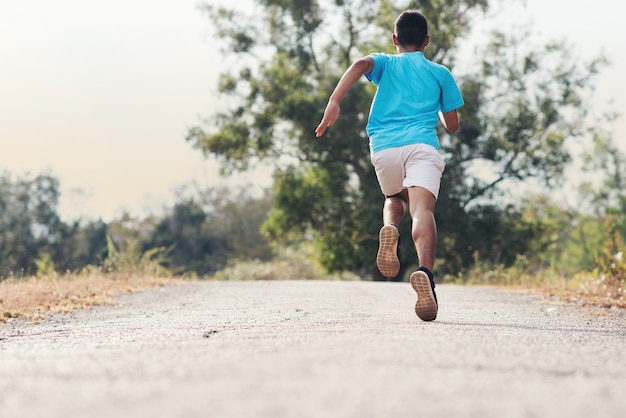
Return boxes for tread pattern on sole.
[410,271,438,321]
[376,225,400,278]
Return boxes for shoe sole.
[376,225,400,278]
[410,271,438,321]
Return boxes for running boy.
[315,10,464,321]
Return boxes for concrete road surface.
[1,280,625,418]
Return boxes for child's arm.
[315,57,374,137]
[439,110,460,133]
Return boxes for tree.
[143,199,222,275]
[207,188,274,262]
[142,187,273,276]
[189,0,606,279]
[0,172,63,277]
[435,26,607,273]
[51,219,109,272]
[579,120,626,217]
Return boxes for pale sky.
[1,0,623,222]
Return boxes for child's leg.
[407,186,437,270]
[376,191,407,278]
[407,186,438,321]
[382,190,408,226]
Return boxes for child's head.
[394,10,428,48]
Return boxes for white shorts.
[370,143,445,199]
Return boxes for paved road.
[1,280,625,418]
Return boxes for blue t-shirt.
[365,51,464,153]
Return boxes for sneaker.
[376,225,400,278]
[410,270,438,321]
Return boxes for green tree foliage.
[0,172,63,277]
[141,187,274,276]
[580,121,626,218]
[0,169,275,278]
[189,0,607,279]
[0,172,120,277]
[439,28,607,273]
[57,219,109,271]
[142,200,222,275]
[0,172,113,277]
[206,188,274,262]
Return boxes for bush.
[101,235,171,278]
[210,245,359,281]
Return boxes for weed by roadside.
[0,247,353,326]
[3,244,624,327]
[0,273,174,325]
[448,254,625,310]
[0,235,177,326]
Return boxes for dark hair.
[394,10,428,47]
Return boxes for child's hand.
[315,102,340,137]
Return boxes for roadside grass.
[449,260,625,310]
[0,247,356,326]
[0,272,174,325]
[2,248,623,326]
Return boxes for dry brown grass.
[450,262,625,311]
[2,262,623,328]
[528,269,625,310]
[0,273,175,325]
[538,279,625,310]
